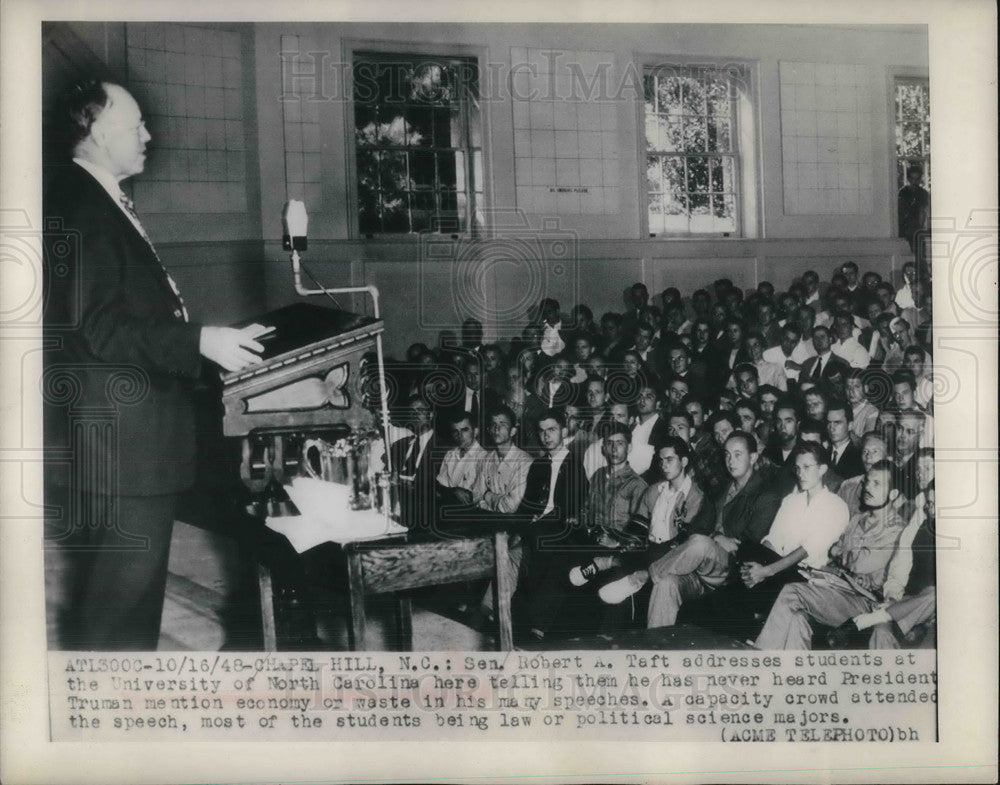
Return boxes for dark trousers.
[58,492,178,650]
[679,540,804,641]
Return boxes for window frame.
[887,68,931,238]
[343,39,491,241]
[633,53,759,240]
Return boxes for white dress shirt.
[763,487,850,569]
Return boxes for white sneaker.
[569,562,598,587]
[599,572,645,604]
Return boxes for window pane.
[686,157,710,193]
[683,117,707,152]
[354,103,378,145]
[644,74,657,113]
[657,76,683,116]
[712,194,737,232]
[377,104,407,145]
[681,77,706,115]
[646,156,662,192]
[707,118,732,152]
[409,150,436,190]
[663,157,685,199]
[433,106,462,147]
[707,79,731,116]
[438,151,457,189]
[379,150,408,195]
[410,191,435,232]
[648,192,665,234]
[406,105,433,146]
[710,157,735,193]
[663,195,688,232]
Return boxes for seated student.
[583,400,632,479]
[665,375,691,417]
[566,423,651,598]
[798,419,843,492]
[892,370,934,448]
[837,432,890,517]
[830,466,936,649]
[734,398,761,439]
[533,352,576,408]
[825,403,865,480]
[761,398,802,495]
[586,438,713,606]
[754,460,907,649]
[603,432,782,627]
[582,375,611,436]
[831,313,871,369]
[628,380,663,475]
[472,406,531,515]
[802,386,829,425]
[537,297,565,357]
[689,442,850,642]
[436,410,488,506]
[845,369,880,443]
[599,312,626,360]
[800,325,851,387]
[514,408,590,640]
[480,343,508,397]
[467,406,534,626]
[691,410,740,497]
[744,333,788,391]
[569,333,597,384]
[903,344,934,411]
[502,366,545,455]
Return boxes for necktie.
[812,355,823,380]
[119,192,189,321]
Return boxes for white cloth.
[648,475,692,543]
[850,401,880,443]
[472,444,531,513]
[541,321,565,356]
[763,344,811,383]
[437,441,486,490]
[629,414,659,475]
[832,337,871,369]
[895,285,915,310]
[763,487,850,569]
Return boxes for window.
[643,64,752,236]
[894,77,930,189]
[352,52,483,236]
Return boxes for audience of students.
[369,262,935,649]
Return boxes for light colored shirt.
[881,491,927,602]
[629,414,659,475]
[763,344,811,383]
[829,506,907,594]
[648,475,693,543]
[832,337,871,369]
[764,487,849,569]
[437,441,487,490]
[541,321,565,356]
[472,444,531,513]
[849,401,880,443]
[584,463,648,533]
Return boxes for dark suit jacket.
[714,469,783,545]
[799,353,851,386]
[44,163,202,496]
[517,448,589,528]
[830,442,865,480]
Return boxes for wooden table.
[257,526,514,652]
